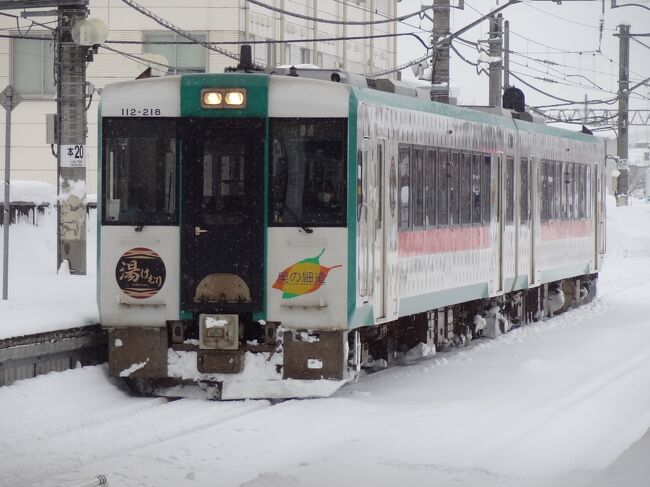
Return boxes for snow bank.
[0,209,98,339]
[0,180,56,204]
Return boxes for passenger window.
[471,154,482,224]
[506,156,514,224]
[586,165,592,218]
[481,155,491,224]
[412,146,424,228]
[357,150,363,222]
[554,162,562,220]
[562,162,571,220]
[541,160,548,222]
[437,149,449,226]
[450,151,460,226]
[461,152,472,225]
[398,145,411,230]
[425,149,437,227]
[520,158,529,224]
[579,164,585,218]
[376,144,383,227]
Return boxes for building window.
[266,40,276,68]
[300,47,310,64]
[284,45,291,65]
[143,32,207,73]
[12,32,55,97]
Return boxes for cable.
[510,71,594,103]
[450,42,479,68]
[520,1,614,31]
[100,44,185,72]
[119,0,239,60]
[106,31,427,49]
[513,70,650,107]
[631,36,650,52]
[370,0,521,77]
[247,0,431,26]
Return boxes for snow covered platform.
[0,206,99,341]
[589,429,650,487]
[0,324,106,386]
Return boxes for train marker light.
[224,90,246,107]
[201,90,222,107]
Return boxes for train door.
[373,140,386,320]
[357,148,369,302]
[181,121,264,312]
[496,153,504,293]
[529,156,537,285]
[596,163,606,260]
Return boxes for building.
[0,0,397,193]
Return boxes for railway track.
[0,324,107,386]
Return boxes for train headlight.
[224,90,246,107]
[201,90,223,107]
[200,89,246,109]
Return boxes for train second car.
[98,70,605,399]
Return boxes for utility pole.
[616,23,630,207]
[57,5,89,274]
[1,85,22,300]
[431,0,450,104]
[488,13,503,108]
[503,19,510,89]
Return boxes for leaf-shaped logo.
[272,249,342,299]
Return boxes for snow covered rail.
[71,475,109,487]
[0,324,107,386]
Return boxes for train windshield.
[269,118,347,227]
[101,118,178,225]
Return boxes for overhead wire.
[246,0,432,26]
[119,0,239,60]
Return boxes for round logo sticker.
[115,247,166,299]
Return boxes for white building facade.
[0,0,397,193]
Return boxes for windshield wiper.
[283,205,313,234]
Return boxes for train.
[98,52,606,399]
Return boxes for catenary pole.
[56,5,88,273]
[431,0,450,103]
[616,24,630,207]
[489,13,503,107]
[504,19,510,89]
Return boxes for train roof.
[101,71,601,146]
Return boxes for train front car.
[99,74,354,399]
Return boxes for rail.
[0,324,107,386]
[71,475,109,487]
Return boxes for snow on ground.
[0,208,98,339]
[1,199,650,487]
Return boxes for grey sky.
[397,0,650,141]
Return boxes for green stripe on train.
[180,73,269,118]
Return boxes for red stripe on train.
[541,219,592,240]
[398,226,491,257]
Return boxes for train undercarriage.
[115,274,598,400]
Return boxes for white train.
[98,59,606,399]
